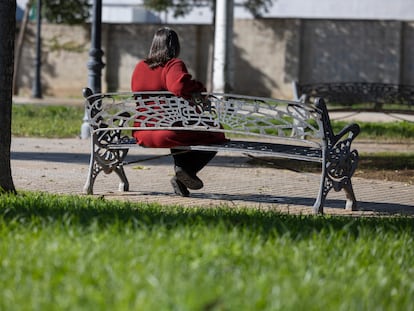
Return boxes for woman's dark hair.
[145,27,181,69]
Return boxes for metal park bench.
[82,87,360,214]
[293,81,414,118]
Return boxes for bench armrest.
[333,123,360,145]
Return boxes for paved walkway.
[10,95,414,216]
[10,136,414,216]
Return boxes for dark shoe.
[170,176,190,197]
[175,167,203,190]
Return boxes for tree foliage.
[34,0,271,23]
[243,0,273,17]
[41,0,91,24]
[143,0,198,17]
[143,0,273,18]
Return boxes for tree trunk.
[0,0,17,193]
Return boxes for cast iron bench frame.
[83,87,360,214]
[293,81,414,117]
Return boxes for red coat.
[131,58,227,148]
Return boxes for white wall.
[16,20,414,98]
[236,0,414,21]
[16,0,414,24]
[102,0,414,23]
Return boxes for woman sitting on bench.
[131,27,227,197]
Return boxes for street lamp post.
[32,0,42,98]
[87,0,105,93]
[81,0,105,139]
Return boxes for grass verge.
[12,104,84,138]
[11,104,414,141]
[1,192,413,310]
[332,120,414,141]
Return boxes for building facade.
[14,0,414,98]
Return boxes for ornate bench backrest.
[84,90,326,144]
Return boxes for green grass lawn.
[6,104,414,310]
[11,104,414,140]
[331,120,414,141]
[1,192,413,310]
[12,104,84,138]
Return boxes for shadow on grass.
[0,192,413,239]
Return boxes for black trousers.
[171,149,217,175]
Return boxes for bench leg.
[84,138,130,195]
[313,171,331,215]
[314,173,358,214]
[83,156,101,195]
[312,198,325,215]
[113,165,129,192]
[83,161,129,194]
[320,147,359,213]
[343,179,357,211]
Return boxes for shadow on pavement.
[10,151,249,167]
[106,191,414,216]
[11,151,90,164]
